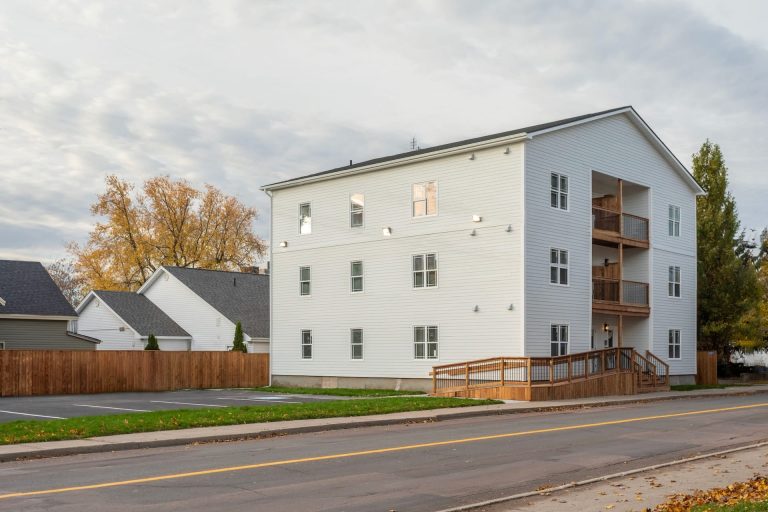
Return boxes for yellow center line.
[1,402,766,500]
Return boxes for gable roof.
[262,106,704,195]
[86,290,190,338]
[0,260,77,318]
[161,267,269,338]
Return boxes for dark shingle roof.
[0,260,77,317]
[163,267,269,338]
[94,290,190,337]
[263,106,633,189]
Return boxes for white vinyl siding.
[550,173,568,210]
[550,324,569,356]
[414,326,438,360]
[350,193,364,228]
[299,203,311,234]
[350,261,363,293]
[77,297,138,350]
[668,205,680,237]
[550,249,569,286]
[413,253,437,288]
[668,266,681,297]
[300,266,311,296]
[350,328,363,359]
[668,329,681,359]
[412,181,437,217]
[301,329,312,359]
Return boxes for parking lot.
[0,389,336,423]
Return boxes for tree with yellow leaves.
[70,175,266,291]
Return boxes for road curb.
[2,387,768,463]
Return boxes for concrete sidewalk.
[2,385,767,463]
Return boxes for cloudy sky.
[1,0,766,263]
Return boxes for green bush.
[145,334,159,350]
[231,321,247,353]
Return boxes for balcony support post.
[618,314,623,348]
[618,242,624,303]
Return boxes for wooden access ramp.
[431,347,669,401]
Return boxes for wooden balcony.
[592,277,650,316]
[592,207,649,248]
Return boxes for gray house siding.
[0,319,95,350]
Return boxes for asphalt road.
[0,389,331,422]
[1,394,767,511]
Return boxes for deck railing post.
[500,359,505,386]
[432,369,437,395]
[527,358,532,386]
[549,359,554,383]
[465,362,470,391]
[601,350,605,374]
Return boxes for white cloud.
[0,0,766,262]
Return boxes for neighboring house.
[262,106,704,390]
[75,266,269,352]
[0,260,98,350]
[76,291,191,350]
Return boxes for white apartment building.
[263,106,703,391]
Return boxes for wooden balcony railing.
[592,278,649,306]
[431,347,668,396]
[592,207,649,242]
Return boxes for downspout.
[266,189,274,387]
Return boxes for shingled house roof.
[163,267,269,339]
[91,290,190,337]
[0,260,77,317]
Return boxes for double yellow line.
[1,402,766,500]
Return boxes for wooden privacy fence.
[696,350,718,386]
[0,350,269,397]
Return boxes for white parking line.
[150,401,226,408]
[216,397,301,404]
[73,404,150,412]
[0,410,65,420]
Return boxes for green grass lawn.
[691,501,768,511]
[253,386,426,397]
[0,397,499,446]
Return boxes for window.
[668,329,681,359]
[299,266,311,296]
[412,181,437,217]
[350,261,363,293]
[414,326,438,359]
[413,253,438,288]
[351,328,363,360]
[0,342,5,350]
[350,193,364,227]
[668,266,681,297]
[550,249,569,285]
[668,205,680,237]
[301,330,312,359]
[550,173,568,210]
[299,203,311,234]
[551,324,569,356]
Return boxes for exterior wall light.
[472,214,482,222]
[470,229,477,236]
[279,241,288,248]
[382,227,392,237]
[506,225,513,232]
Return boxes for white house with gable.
[262,106,704,391]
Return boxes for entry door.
[594,327,615,349]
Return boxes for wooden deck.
[431,348,669,401]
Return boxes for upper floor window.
[414,326,438,359]
[350,194,364,227]
[668,205,680,237]
[668,329,681,359]
[301,329,312,359]
[551,173,568,210]
[551,324,569,356]
[413,253,438,288]
[299,266,311,296]
[350,328,363,360]
[351,261,363,293]
[668,266,681,297]
[299,203,312,234]
[550,249,569,286]
[412,181,437,217]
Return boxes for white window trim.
[350,260,364,294]
[298,202,312,235]
[350,193,364,229]
[301,329,313,360]
[299,266,311,297]
[412,324,439,360]
[668,329,681,360]
[549,248,570,287]
[668,265,681,298]
[411,180,439,219]
[350,328,363,360]
[412,252,439,289]
[550,172,569,212]
[668,204,681,237]
[550,323,570,356]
